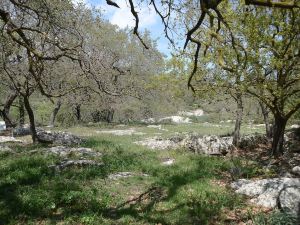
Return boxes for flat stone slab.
[0,136,23,143]
[46,146,102,157]
[96,128,145,136]
[231,178,300,215]
[49,159,103,170]
[108,172,149,180]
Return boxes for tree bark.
[75,104,81,121]
[48,99,61,127]
[271,115,287,157]
[233,94,243,146]
[23,95,38,143]
[107,109,114,123]
[19,96,25,127]
[0,93,17,128]
[259,101,272,138]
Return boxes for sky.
[72,0,173,57]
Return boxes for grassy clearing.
[0,123,286,225]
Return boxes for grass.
[0,123,290,225]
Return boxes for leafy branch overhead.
[105,0,299,90]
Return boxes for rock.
[96,128,145,136]
[141,118,156,124]
[50,159,103,170]
[0,145,14,154]
[159,116,191,124]
[134,137,178,150]
[182,135,233,155]
[0,136,23,143]
[292,166,300,176]
[162,158,175,165]
[37,129,82,145]
[46,146,102,157]
[285,128,300,153]
[279,187,300,215]
[0,121,6,131]
[178,109,204,117]
[231,178,300,215]
[108,172,149,180]
[13,127,31,136]
[239,134,269,149]
[291,124,300,129]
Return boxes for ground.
[0,123,297,225]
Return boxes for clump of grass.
[248,210,298,225]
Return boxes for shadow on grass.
[0,139,240,225]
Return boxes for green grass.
[0,123,281,225]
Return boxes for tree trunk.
[259,101,272,138]
[19,96,25,127]
[107,109,114,123]
[75,104,81,121]
[23,95,38,143]
[233,94,243,146]
[0,93,17,128]
[271,115,287,157]
[48,99,61,127]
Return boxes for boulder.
[279,186,300,215]
[0,136,23,143]
[182,135,233,155]
[292,166,300,176]
[46,146,101,157]
[13,127,31,136]
[0,145,14,154]
[231,178,300,215]
[239,134,269,149]
[108,172,149,180]
[49,159,103,170]
[134,137,178,150]
[37,129,82,145]
[159,116,191,124]
[0,121,6,131]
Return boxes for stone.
[141,118,156,124]
[0,136,23,143]
[231,178,300,215]
[182,135,233,155]
[134,137,178,150]
[96,128,145,136]
[162,158,175,165]
[13,127,31,136]
[0,145,14,154]
[158,116,191,124]
[37,129,82,145]
[178,109,204,117]
[239,134,269,149]
[0,121,6,131]
[278,187,300,215]
[46,146,102,157]
[108,172,149,180]
[291,124,300,129]
[50,159,103,170]
[292,166,300,176]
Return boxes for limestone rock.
[37,129,82,145]
[0,136,23,143]
[0,145,14,154]
[108,172,149,180]
[239,134,269,149]
[13,127,31,136]
[50,159,103,170]
[134,137,178,150]
[182,135,233,155]
[279,186,300,215]
[46,146,101,157]
[292,166,300,176]
[231,178,300,215]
